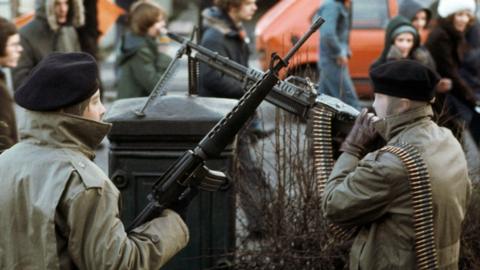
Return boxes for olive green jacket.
[116,33,171,99]
[323,105,471,270]
[0,111,189,269]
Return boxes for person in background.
[199,0,273,240]
[0,17,23,153]
[371,16,430,68]
[116,0,172,99]
[198,0,256,99]
[0,52,189,269]
[323,60,471,269]
[316,0,360,109]
[425,0,480,146]
[370,16,451,93]
[12,0,85,89]
[460,12,480,100]
[399,0,432,43]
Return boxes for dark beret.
[370,59,440,102]
[15,52,99,111]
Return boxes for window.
[352,0,390,29]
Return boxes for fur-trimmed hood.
[381,17,420,61]
[35,0,85,31]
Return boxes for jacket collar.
[20,111,111,160]
[374,105,433,141]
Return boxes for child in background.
[116,0,172,99]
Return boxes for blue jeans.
[318,62,360,109]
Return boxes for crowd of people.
[0,0,478,268]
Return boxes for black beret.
[370,60,440,102]
[15,52,99,111]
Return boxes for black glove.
[169,186,198,222]
[340,108,380,158]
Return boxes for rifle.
[166,33,359,127]
[126,17,326,231]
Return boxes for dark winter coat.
[460,22,480,97]
[323,105,471,269]
[0,71,17,153]
[370,16,435,70]
[116,32,171,99]
[425,18,478,108]
[198,7,250,99]
[12,0,84,89]
[77,0,100,59]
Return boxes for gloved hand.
[340,108,380,158]
[169,186,198,222]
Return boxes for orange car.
[255,0,399,98]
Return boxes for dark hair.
[446,12,476,29]
[62,98,90,116]
[213,0,244,11]
[128,0,166,36]
[0,17,18,57]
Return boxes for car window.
[352,0,389,29]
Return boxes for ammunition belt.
[311,105,356,241]
[312,105,334,196]
[380,143,438,270]
[312,106,438,269]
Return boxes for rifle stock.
[126,17,325,231]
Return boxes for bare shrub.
[460,182,480,270]
[233,109,350,270]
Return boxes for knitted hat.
[370,60,440,102]
[391,25,418,42]
[15,52,99,111]
[438,0,476,18]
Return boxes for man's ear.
[399,98,411,113]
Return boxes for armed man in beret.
[322,60,471,269]
[0,52,189,269]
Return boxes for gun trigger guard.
[196,165,229,192]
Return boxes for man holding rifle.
[0,52,189,269]
[322,60,471,269]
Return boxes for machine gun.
[166,32,359,131]
[126,17,326,231]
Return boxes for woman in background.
[116,0,172,99]
[370,16,451,92]
[425,0,480,145]
[0,17,23,153]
